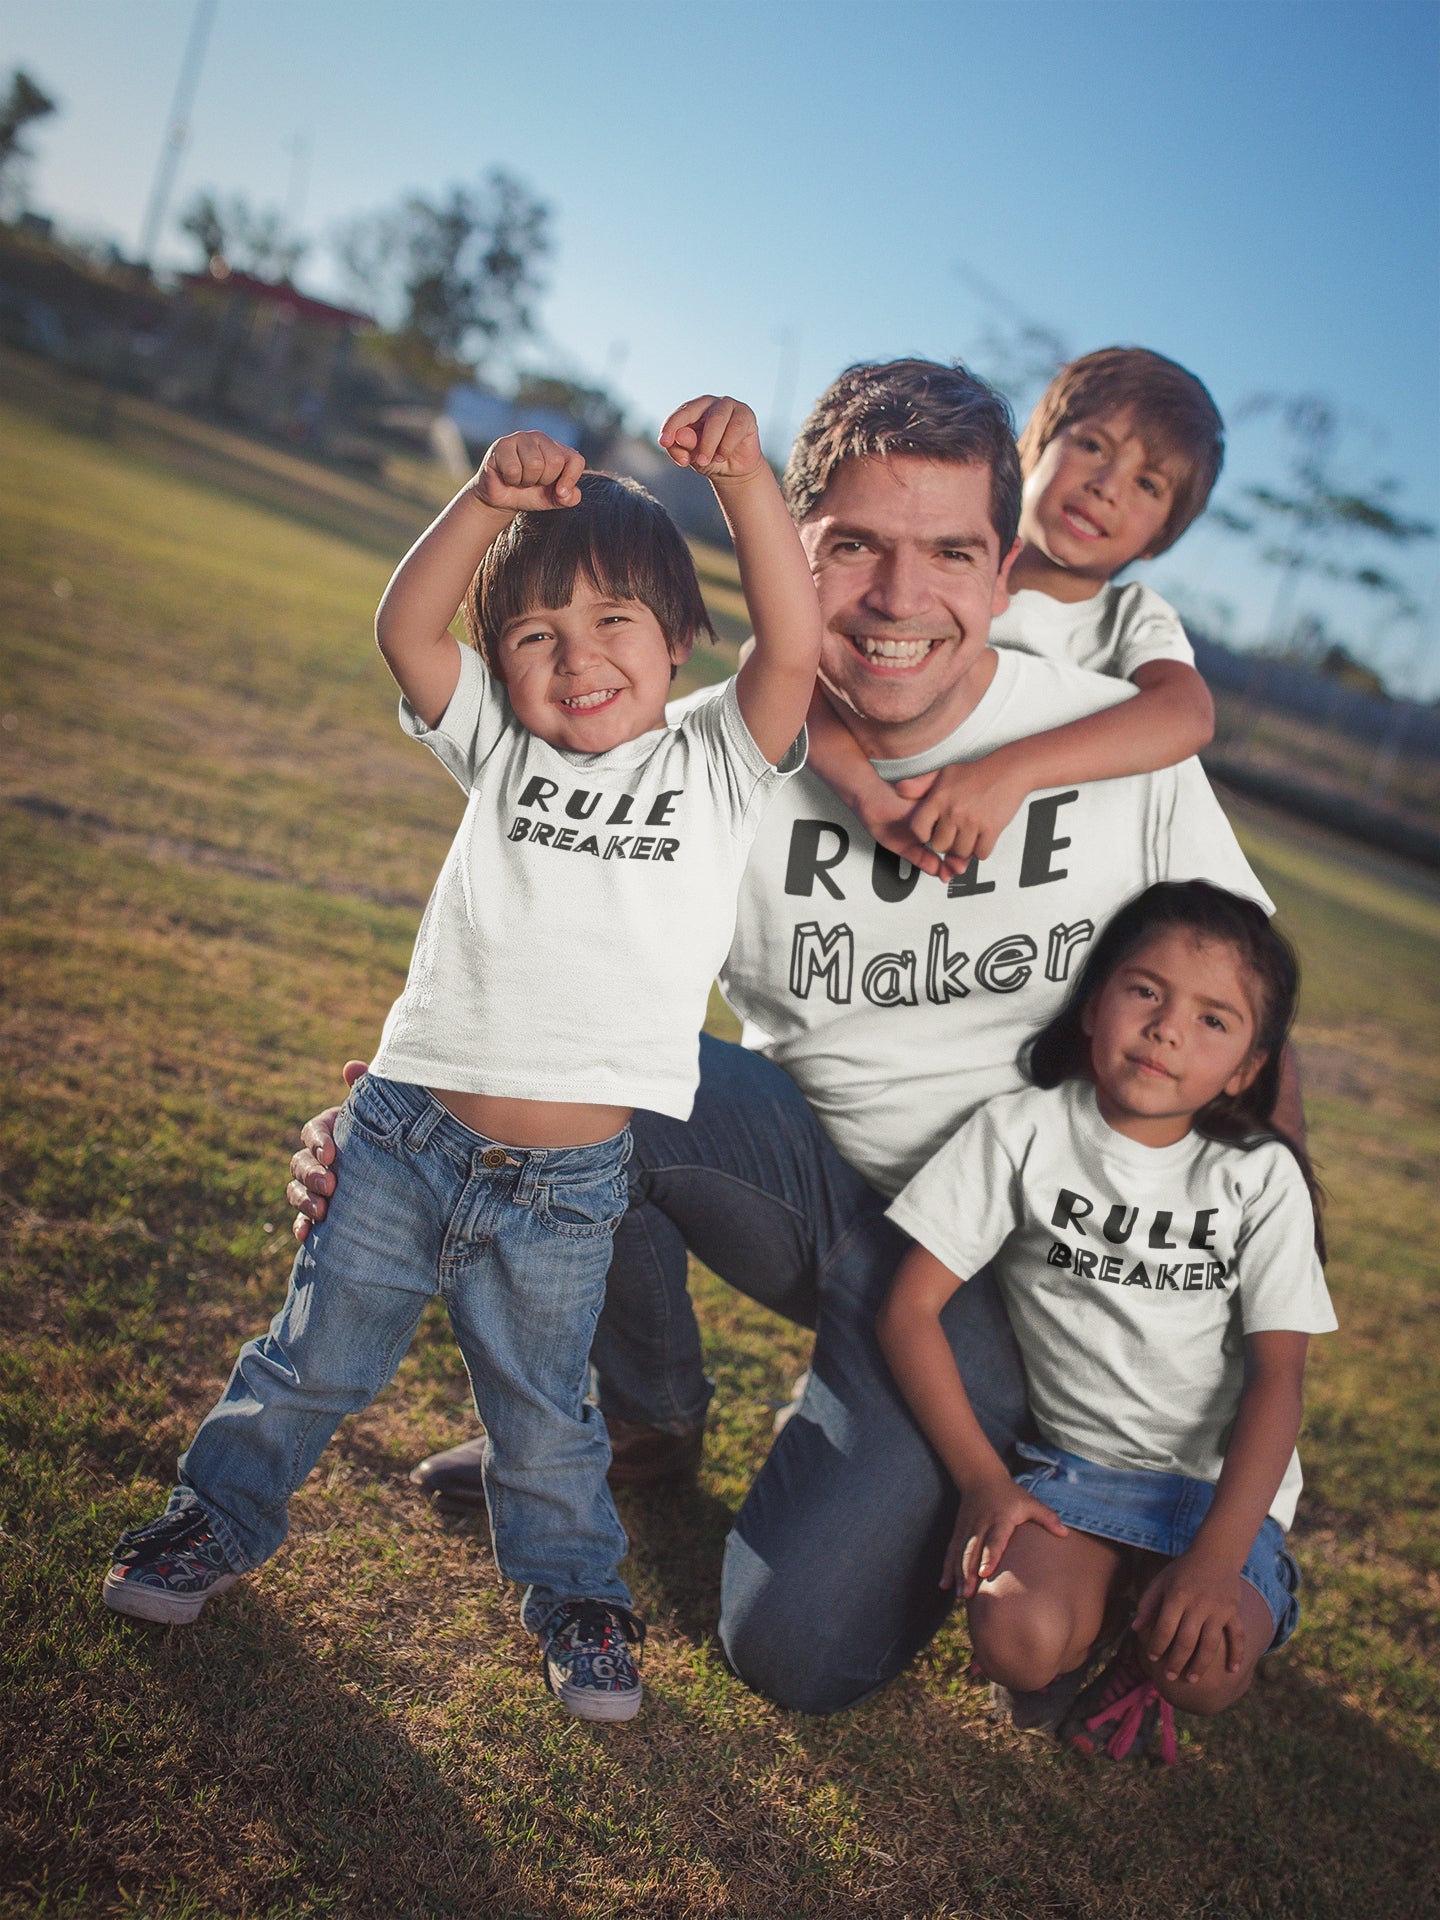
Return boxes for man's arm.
[659,396,820,766]
[900,660,1216,876]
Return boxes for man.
[291,360,1280,1713]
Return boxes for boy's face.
[493,580,691,752]
[1020,407,1182,587]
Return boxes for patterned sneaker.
[540,1601,646,1722]
[1057,1639,1178,1765]
[102,1504,240,1625]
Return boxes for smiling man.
[293,360,1276,1714]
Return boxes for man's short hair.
[1018,347,1225,554]
[783,359,1021,551]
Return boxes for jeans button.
[481,1147,509,1169]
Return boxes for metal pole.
[136,0,218,268]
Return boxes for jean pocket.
[345,1075,414,1148]
[535,1173,628,1240]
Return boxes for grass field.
[1,374,1437,1920]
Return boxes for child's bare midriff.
[429,1090,632,1148]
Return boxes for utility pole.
[136,0,218,268]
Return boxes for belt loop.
[406,1099,445,1152]
[513,1151,542,1205]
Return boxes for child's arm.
[900,660,1216,877]
[659,396,820,766]
[803,692,951,877]
[1131,1330,1308,1686]
[375,431,586,728]
[878,1244,1068,1594]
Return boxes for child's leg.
[1131,1556,1275,1716]
[442,1142,633,1632]
[968,1521,1128,1695]
[177,1083,447,1571]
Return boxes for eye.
[1127,981,1157,1001]
[512,627,550,648]
[1137,474,1169,500]
[1201,1012,1229,1032]
[829,538,868,556]
[1074,434,1103,454]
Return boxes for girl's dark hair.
[1026,880,1324,1256]
[465,470,716,670]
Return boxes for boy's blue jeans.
[179,1074,634,1632]
[590,1033,1034,1714]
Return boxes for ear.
[1224,1048,1268,1099]
[1079,996,1097,1039]
[991,536,1023,616]
[667,634,695,681]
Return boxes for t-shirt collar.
[869,647,1021,781]
[1066,1077,1207,1174]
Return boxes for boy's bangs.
[472,473,715,664]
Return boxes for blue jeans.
[180,1074,634,1632]
[591,1034,1033,1712]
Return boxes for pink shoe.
[1058,1639,1178,1765]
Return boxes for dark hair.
[1026,880,1324,1255]
[1017,347,1225,555]
[464,470,716,670]
[783,358,1022,552]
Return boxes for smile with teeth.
[850,634,939,668]
[559,688,622,711]
[1061,505,1107,540]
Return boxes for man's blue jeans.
[180,1074,634,1632]
[591,1034,1033,1713]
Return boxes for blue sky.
[7,1,1439,690]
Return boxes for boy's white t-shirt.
[694,649,1272,1198]
[886,1079,1336,1526]
[990,580,1193,680]
[369,647,802,1119]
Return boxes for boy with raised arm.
[102,396,818,1723]
[806,347,1222,876]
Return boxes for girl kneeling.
[879,880,1333,1762]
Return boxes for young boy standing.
[102,396,819,1723]
[807,347,1222,875]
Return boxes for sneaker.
[1057,1638,1178,1765]
[102,1504,240,1625]
[540,1600,646,1722]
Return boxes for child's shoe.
[540,1600,646,1722]
[102,1503,240,1625]
[1057,1637,1178,1764]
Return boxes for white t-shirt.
[886,1079,1336,1526]
[370,648,802,1118]
[990,580,1193,680]
[692,649,1272,1198]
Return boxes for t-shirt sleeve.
[1232,1149,1338,1336]
[1144,759,1276,914]
[398,642,506,792]
[885,1102,1025,1280]
[1113,599,1196,679]
[681,674,806,836]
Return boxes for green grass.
[1,381,1437,1919]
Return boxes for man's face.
[798,454,1017,743]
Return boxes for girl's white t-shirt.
[886,1079,1336,1525]
[369,648,802,1118]
[990,581,1193,680]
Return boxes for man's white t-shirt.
[370,648,802,1119]
[886,1079,1336,1526]
[990,580,1193,681]
[683,648,1272,1197]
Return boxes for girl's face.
[1081,928,1265,1147]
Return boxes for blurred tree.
[178,188,308,281]
[335,168,550,382]
[513,373,624,461]
[0,68,57,213]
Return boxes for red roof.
[180,267,371,329]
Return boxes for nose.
[1143,1001,1182,1046]
[1085,459,1119,504]
[862,545,931,623]
[553,628,601,674]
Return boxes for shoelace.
[116,1507,211,1557]
[1082,1674,1178,1764]
[550,1601,645,1652]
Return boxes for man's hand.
[898,753,1033,876]
[1132,1549,1248,1684]
[288,1060,367,1242]
[469,430,586,514]
[943,1473,1069,1597]
[659,396,763,483]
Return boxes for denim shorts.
[1014,1440,1301,1648]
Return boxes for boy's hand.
[1132,1550,1248,1685]
[898,754,1033,876]
[288,1060,367,1242]
[659,395,764,482]
[848,769,953,880]
[943,1474,1069,1598]
[470,431,585,513]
